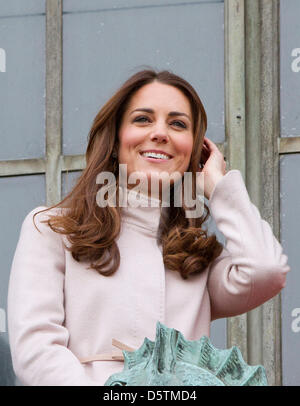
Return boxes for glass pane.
[0,0,45,16]
[0,174,46,386]
[63,0,220,13]
[62,170,82,199]
[62,0,225,156]
[280,154,300,385]
[280,0,300,137]
[0,1,46,160]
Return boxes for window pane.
[62,170,82,199]
[62,0,225,155]
[0,174,46,386]
[0,1,46,160]
[280,0,300,137]
[280,154,300,385]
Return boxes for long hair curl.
[34,68,223,279]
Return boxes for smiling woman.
[34,69,223,280]
[7,69,290,386]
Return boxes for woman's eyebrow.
[130,108,191,122]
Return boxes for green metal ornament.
[104,321,268,386]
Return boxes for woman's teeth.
[141,152,171,160]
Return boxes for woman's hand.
[197,137,227,200]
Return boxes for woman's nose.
[150,133,168,143]
[149,123,169,143]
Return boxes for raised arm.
[206,170,290,321]
[7,206,99,386]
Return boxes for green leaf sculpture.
[104,321,268,386]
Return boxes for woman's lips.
[139,152,173,163]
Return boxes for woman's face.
[117,81,194,194]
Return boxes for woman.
[7,69,290,386]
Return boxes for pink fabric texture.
[7,169,290,386]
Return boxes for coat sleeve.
[7,206,100,386]
[206,170,290,321]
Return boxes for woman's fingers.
[203,137,224,157]
[204,137,217,151]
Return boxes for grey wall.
[280,0,300,138]
[0,0,45,160]
[280,154,300,386]
[280,0,300,385]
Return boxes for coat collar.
[120,186,163,235]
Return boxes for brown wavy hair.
[34,68,223,279]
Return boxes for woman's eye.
[172,120,186,128]
[134,116,150,123]
[134,116,186,129]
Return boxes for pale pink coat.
[7,170,290,386]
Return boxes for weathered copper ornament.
[104,321,268,386]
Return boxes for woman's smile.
[139,150,174,163]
